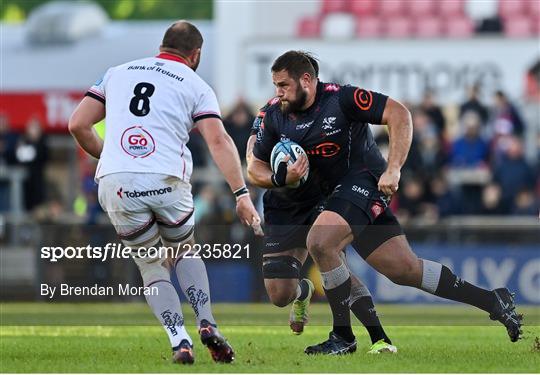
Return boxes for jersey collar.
[156,52,188,66]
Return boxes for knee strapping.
[262,256,302,279]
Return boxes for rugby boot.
[172,339,194,365]
[290,278,315,335]
[304,331,357,355]
[489,288,523,342]
[199,319,235,363]
[367,339,398,354]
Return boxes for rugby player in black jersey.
[248,51,522,355]
[247,97,396,354]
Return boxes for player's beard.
[281,83,308,114]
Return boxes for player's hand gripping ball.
[270,140,309,188]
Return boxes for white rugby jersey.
[86,53,221,182]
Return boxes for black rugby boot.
[305,331,357,355]
[489,288,523,342]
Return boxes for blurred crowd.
[380,87,539,223]
[0,116,49,213]
[1,86,538,227]
[190,86,539,226]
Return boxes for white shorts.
[98,173,194,247]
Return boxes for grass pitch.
[1,303,539,373]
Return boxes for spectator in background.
[403,108,447,176]
[493,136,535,209]
[82,171,102,225]
[450,112,489,167]
[460,84,489,125]
[522,60,540,166]
[396,175,431,222]
[193,183,218,224]
[429,173,462,218]
[186,128,208,167]
[420,89,446,136]
[512,188,537,216]
[0,114,18,166]
[480,183,506,215]
[15,118,49,211]
[223,100,254,163]
[524,59,540,102]
[491,90,525,137]
[417,125,447,176]
[0,114,19,212]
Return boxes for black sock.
[350,296,392,345]
[434,266,496,312]
[323,277,354,342]
[297,279,310,301]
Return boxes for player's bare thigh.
[365,234,423,287]
[306,211,353,270]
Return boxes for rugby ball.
[270,140,309,188]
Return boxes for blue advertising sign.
[345,244,540,304]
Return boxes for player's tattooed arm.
[246,135,256,167]
[379,98,413,196]
[246,114,262,165]
[69,96,105,159]
[248,113,278,188]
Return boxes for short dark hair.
[161,20,203,55]
[305,54,319,77]
[271,50,318,80]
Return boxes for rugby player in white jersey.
[69,21,262,365]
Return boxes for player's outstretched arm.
[198,117,247,191]
[68,97,105,159]
[379,98,413,196]
[198,118,262,234]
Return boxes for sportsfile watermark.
[40,243,251,262]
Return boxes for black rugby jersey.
[251,98,322,208]
[253,81,388,195]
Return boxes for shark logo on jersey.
[322,117,336,130]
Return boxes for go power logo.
[121,126,156,158]
[117,187,172,199]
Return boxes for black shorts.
[325,171,404,259]
[262,200,324,254]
